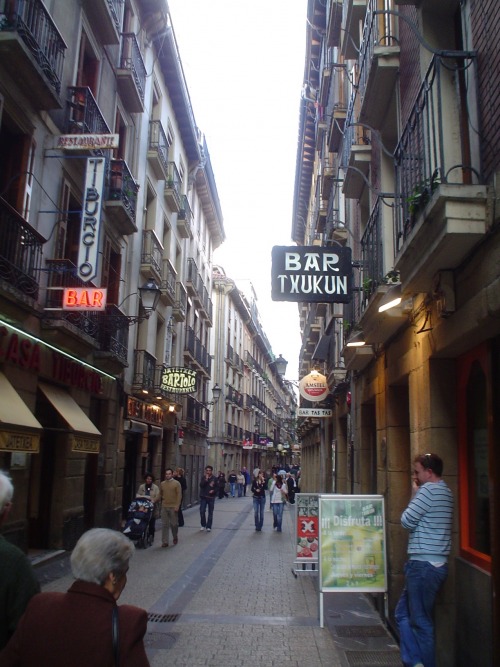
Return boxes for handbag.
[112,605,120,666]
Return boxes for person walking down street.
[199,465,218,531]
[286,473,297,505]
[270,474,288,532]
[395,453,453,667]
[136,472,160,545]
[173,468,187,527]
[0,470,40,651]
[251,470,267,532]
[217,471,228,499]
[228,470,237,498]
[0,528,150,667]
[242,467,251,496]
[267,472,276,511]
[159,468,182,547]
[236,471,245,497]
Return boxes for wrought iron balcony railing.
[358,0,399,110]
[361,197,385,302]
[133,349,156,393]
[0,0,66,95]
[394,52,481,249]
[0,198,44,299]
[107,159,139,228]
[66,86,110,134]
[184,326,211,375]
[141,229,163,281]
[119,32,146,105]
[43,259,129,364]
[147,120,169,179]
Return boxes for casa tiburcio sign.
[271,246,352,303]
[299,371,329,402]
[77,158,105,283]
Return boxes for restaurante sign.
[271,246,352,303]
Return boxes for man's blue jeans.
[229,482,236,497]
[395,559,448,667]
[200,497,215,529]
[271,502,284,531]
[253,496,266,530]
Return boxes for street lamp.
[201,383,221,411]
[275,354,288,377]
[111,279,162,326]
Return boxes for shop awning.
[39,383,101,436]
[0,372,42,452]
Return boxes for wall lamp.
[201,383,221,411]
[346,330,366,347]
[115,279,161,325]
[378,285,402,313]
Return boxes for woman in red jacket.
[0,528,149,667]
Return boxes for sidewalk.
[38,496,401,667]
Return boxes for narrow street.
[36,497,400,667]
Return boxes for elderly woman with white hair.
[0,527,150,667]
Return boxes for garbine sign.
[271,246,352,303]
[160,367,197,394]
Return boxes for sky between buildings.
[168,0,307,381]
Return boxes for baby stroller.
[122,496,154,548]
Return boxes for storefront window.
[458,344,492,571]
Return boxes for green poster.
[319,495,387,592]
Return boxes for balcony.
[394,53,487,293]
[105,160,139,235]
[184,326,211,376]
[66,87,110,135]
[321,158,336,199]
[94,305,129,371]
[172,282,187,322]
[164,162,182,213]
[159,259,176,307]
[358,3,400,129]
[198,284,213,324]
[0,198,44,302]
[341,0,367,60]
[133,349,156,395]
[186,258,202,299]
[328,65,348,152]
[82,0,122,45]
[147,120,169,180]
[0,0,66,109]
[327,1,343,48]
[42,260,100,355]
[184,396,209,432]
[341,97,371,199]
[343,342,375,371]
[116,33,146,113]
[140,230,163,283]
[177,195,193,239]
[357,197,409,343]
[315,200,328,233]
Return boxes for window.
[0,108,35,217]
[55,181,81,264]
[76,30,99,94]
[458,342,493,571]
[101,236,121,304]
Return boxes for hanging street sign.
[297,408,332,417]
[299,370,329,402]
[271,245,353,303]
